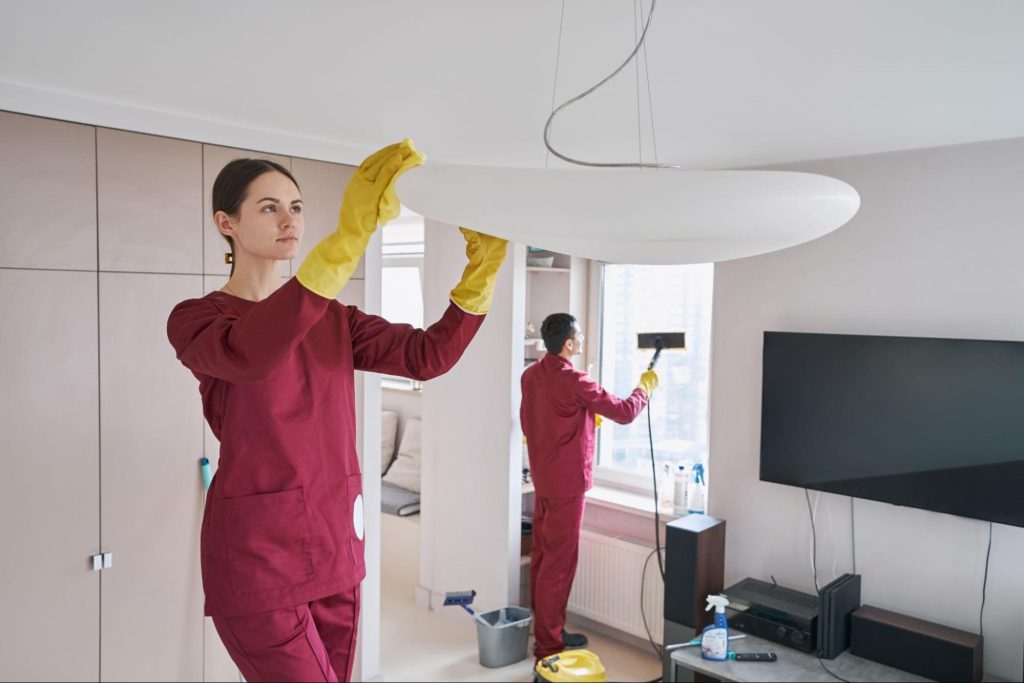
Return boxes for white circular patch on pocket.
[352,494,364,541]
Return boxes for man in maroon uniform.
[520,313,658,660]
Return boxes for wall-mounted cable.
[979,521,992,637]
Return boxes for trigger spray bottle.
[701,595,730,661]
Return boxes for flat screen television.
[760,331,1024,527]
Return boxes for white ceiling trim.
[0,80,370,163]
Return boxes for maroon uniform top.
[168,277,483,617]
[520,354,648,498]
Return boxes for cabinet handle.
[90,552,113,571]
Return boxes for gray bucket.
[473,606,533,668]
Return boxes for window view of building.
[596,263,714,489]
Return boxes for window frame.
[588,261,713,494]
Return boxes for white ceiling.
[2,0,1022,169]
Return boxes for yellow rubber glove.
[595,414,604,429]
[297,139,424,299]
[449,228,509,315]
[637,369,659,397]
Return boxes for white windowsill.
[585,484,681,522]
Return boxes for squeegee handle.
[647,349,662,371]
[647,338,665,371]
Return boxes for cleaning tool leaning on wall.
[167,139,508,683]
[520,313,658,661]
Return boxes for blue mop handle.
[200,457,213,492]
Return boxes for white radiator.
[567,530,664,643]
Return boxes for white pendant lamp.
[397,164,859,265]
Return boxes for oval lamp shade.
[397,164,860,264]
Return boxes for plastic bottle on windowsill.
[658,463,674,512]
[673,462,690,516]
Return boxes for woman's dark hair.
[212,158,300,273]
[541,313,578,354]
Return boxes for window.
[381,265,423,329]
[381,209,425,389]
[594,263,714,490]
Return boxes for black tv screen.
[760,331,1024,527]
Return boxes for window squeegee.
[637,332,687,370]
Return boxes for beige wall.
[709,138,1024,680]
[0,111,379,682]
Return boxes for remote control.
[732,652,777,662]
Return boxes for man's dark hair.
[541,313,578,354]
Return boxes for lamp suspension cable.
[633,0,643,166]
[545,0,568,170]
[544,0,680,169]
[639,0,660,166]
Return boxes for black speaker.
[850,605,983,682]
[664,514,726,628]
[663,515,726,682]
[817,573,861,659]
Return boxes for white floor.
[378,563,662,682]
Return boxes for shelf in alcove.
[526,266,570,273]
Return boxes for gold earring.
[224,252,234,264]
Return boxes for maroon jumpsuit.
[168,277,484,681]
[520,353,648,659]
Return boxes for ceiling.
[2,0,1022,169]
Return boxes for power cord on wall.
[806,488,851,683]
[804,489,820,593]
[980,521,993,637]
[850,496,857,575]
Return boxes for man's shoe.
[562,629,588,649]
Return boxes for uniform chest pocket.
[222,487,316,597]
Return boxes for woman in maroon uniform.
[168,140,506,682]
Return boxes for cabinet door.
[97,129,203,274]
[203,146,290,276]
[0,112,97,270]
[99,273,205,681]
[0,270,100,681]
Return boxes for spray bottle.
[688,463,706,514]
[701,595,730,661]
